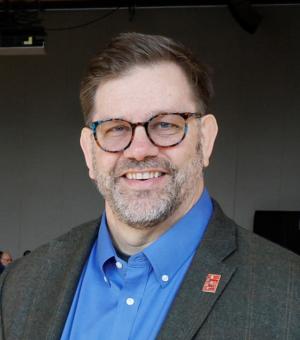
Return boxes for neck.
[105,184,204,256]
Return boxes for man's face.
[1,252,12,266]
[81,62,217,229]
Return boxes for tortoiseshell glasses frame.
[88,112,204,153]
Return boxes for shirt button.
[115,261,123,269]
[126,298,135,306]
[162,274,169,282]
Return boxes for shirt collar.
[143,188,212,287]
[96,189,212,287]
[96,211,116,277]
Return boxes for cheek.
[161,146,191,169]
[165,132,200,166]
[92,149,121,176]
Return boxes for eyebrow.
[96,110,179,122]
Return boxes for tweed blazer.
[1,202,300,340]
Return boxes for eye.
[150,121,182,136]
[157,122,176,129]
[110,125,128,132]
[99,121,131,138]
[105,124,130,136]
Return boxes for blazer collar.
[157,200,237,340]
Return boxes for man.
[0,252,4,275]
[0,252,12,268]
[1,33,300,340]
[0,251,12,276]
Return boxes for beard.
[92,141,204,229]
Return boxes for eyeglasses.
[88,112,203,153]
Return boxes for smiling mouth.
[123,171,165,180]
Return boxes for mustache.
[112,157,176,177]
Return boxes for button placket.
[126,297,135,306]
[161,274,169,282]
[110,259,150,340]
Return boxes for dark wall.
[1,6,300,257]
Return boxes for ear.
[80,127,96,180]
[200,114,218,167]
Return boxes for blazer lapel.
[157,203,237,340]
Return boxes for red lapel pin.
[202,274,221,293]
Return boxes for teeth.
[125,171,163,180]
[137,173,143,180]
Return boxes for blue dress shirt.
[61,189,212,340]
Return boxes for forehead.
[94,62,197,122]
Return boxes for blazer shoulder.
[211,199,300,266]
[236,222,300,266]
[0,218,100,296]
[0,219,100,340]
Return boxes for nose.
[123,125,159,161]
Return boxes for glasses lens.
[148,114,186,146]
[97,119,132,152]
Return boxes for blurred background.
[0,0,299,258]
